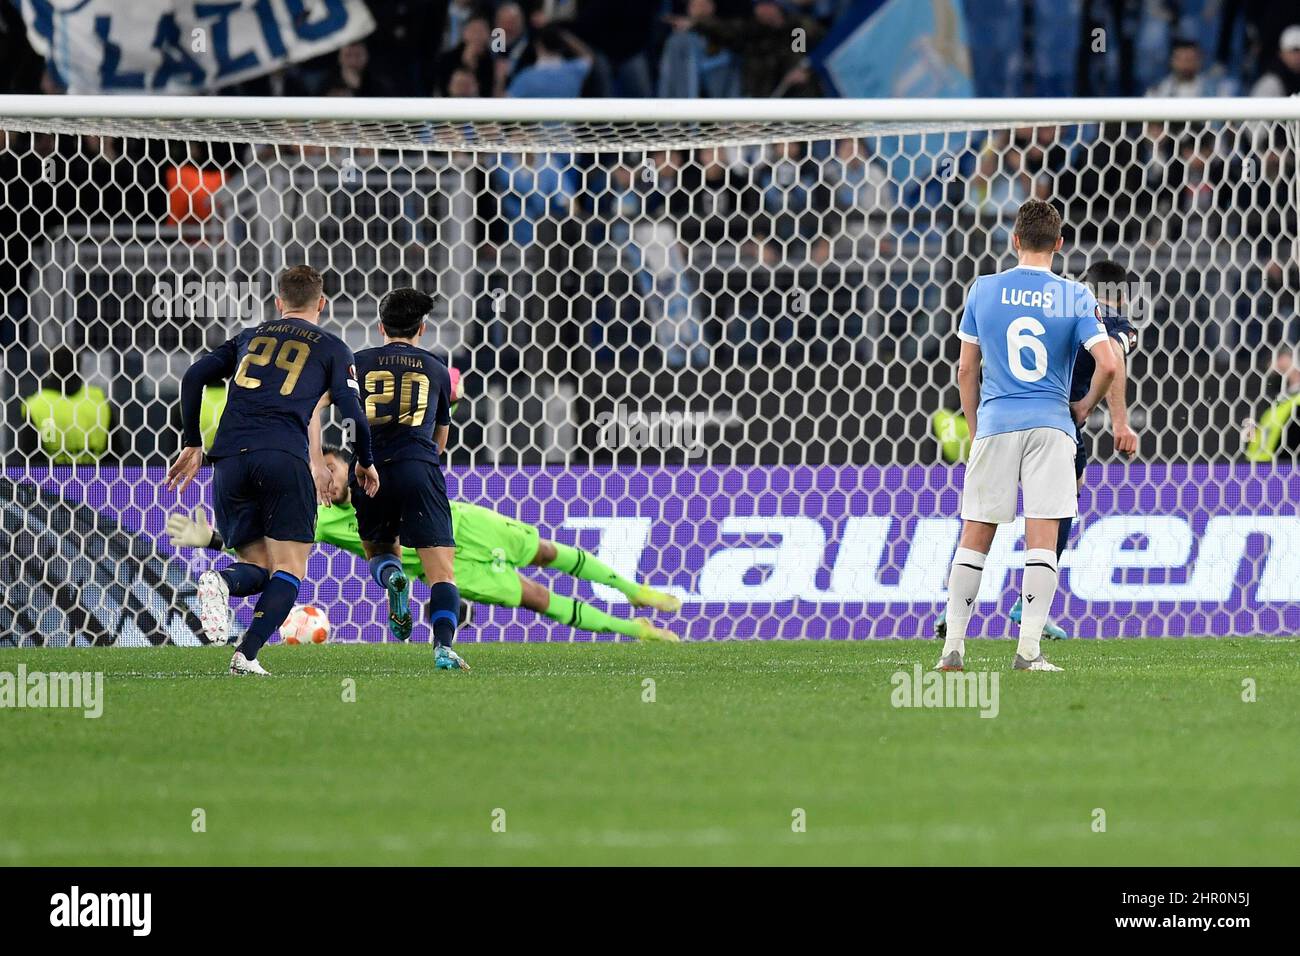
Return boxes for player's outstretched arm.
[168,344,236,492]
[956,340,981,438]
[165,446,204,492]
[327,351,378,496]
[309,393,334,506]
[165,506,223,551]
[1071,338,1118,427]
[1107,340,1137,457]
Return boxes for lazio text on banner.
[18,0,376,95]
[2,465,1298,645]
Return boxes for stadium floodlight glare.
[0,95,1297,643]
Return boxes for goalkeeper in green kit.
[167,445,682,645]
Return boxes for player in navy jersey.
[936,200,1118,673]
[352,287,466,670]
[1061,259,1140,543]
[167,265,379,674]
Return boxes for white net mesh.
[2,102,1299,644]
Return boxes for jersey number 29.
[233,336,311,396]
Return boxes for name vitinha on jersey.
[376,354,425,369]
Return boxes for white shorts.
[961,426,1078,524]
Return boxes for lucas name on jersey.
[1000,286,1056,311]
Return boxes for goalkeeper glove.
[166,505,217,549]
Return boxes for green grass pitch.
[3,638,1299,865]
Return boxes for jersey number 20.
[365,370,431,426]
[1006,317,1048,383]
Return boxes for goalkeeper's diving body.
[169,445,682,645]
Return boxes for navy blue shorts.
[1074,429,1089,480]
[353,458,454,550]
[212,450,317,550]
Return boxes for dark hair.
[378,287,433,337]
[277,265,324,310]
[535,23,566,55]
[1084,259,1129,307]
[1013,199,1063,253]
[321,443,347,460]
[1171,38,1200,53]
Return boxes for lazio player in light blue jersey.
[937,200,1118,673]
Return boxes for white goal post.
[2,93,1299,148]
[0,95,1297,644]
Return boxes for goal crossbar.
[2,95,1298,152]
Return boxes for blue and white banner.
[17,0,375,94]
[811,0,973,98]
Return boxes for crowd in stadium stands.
[1,1,1300,464]
[4,1,1300,101]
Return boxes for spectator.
[671,147,760,248]
[1217,1,1296,87]
[562,1,659,97]
[19,347,112,464]
[1058,121,1178,246]
[364,0,446,95]
[434,15,495,97]
[1245,348,1300,463]
[668,0,825,98]
[487,152,581,247]
[0,0,43,94]
[506,24,593,98]
[1145,38,1237,97]
[754,140,822,265]
[328,42,397,98]
[446,66,483,99]
[1275,350,1300,396]
[32,134,147,229]
[1250,24,1300,96]
[493,2,533,85]
[1075,0,1140,96]
[815,138,893,264]
[442,0,480,52]
[597,155,705,368]
[963,133,1031,250]
[658,0,742,98]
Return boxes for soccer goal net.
[1,96,1298,645]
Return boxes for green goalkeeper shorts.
[450,502,541,609]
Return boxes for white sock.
[943,547,986,656]
[1016,548,1059,661]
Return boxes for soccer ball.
[280,605,330,644]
